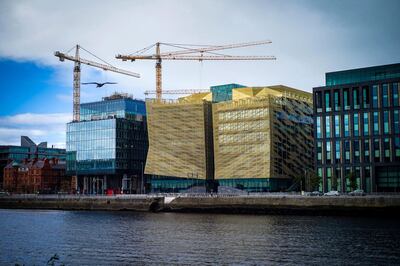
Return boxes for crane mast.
[73,45,81,122]
[55,45,140,122]
[116,41,275,100]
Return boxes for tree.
[347,171,357,192]
[308,171,321,192]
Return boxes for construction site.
[48,40,314,193]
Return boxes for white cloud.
[0,113,70,148]
[0,0,341,95]
[0,1,399,118]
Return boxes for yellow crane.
[55,45,141,122]
[116,41,275,100]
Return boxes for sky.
[0,0,399,148]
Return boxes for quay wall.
[1,195,400,215]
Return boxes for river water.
[0,209,399,265]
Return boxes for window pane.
[334,115,341,137]
[344,114,350,137]
[382,84,389,107]
[326,116,331,138]
[353,113,359,137]
[372,85,379,108]
[373,112,380,135]
[325,91,331,112]
[363,113,369,136]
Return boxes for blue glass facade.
[66,94,148,194]
[80,97,146,121]
[326,63,400,86]
[210,83,245,102]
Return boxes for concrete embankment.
[1,195,400,216]
[165,195,400,216]
[0,195,163,212]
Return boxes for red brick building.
[3,158,73,193]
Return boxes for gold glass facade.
[144,93,214,180]
[145,85,313,192]
[213,86,313,181]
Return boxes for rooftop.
[326,63,400,86]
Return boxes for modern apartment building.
[66,93,148,194]
[313,63,400,192]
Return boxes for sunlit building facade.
[145,84,313,192]
[213,86,313,192]
[313,63,400,192]
[66,93,148,194]
[144,92,214,192]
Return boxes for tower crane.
[55,45,140,122]
[116,40,275,100]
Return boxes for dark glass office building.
[66,93,148,194]
[313,63,400,192]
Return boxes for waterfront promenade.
[1,193,400,216]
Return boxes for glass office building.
[66,93,147,194]
[314,63,400,192]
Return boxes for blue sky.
[0,0,399,147]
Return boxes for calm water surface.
[0,209,399,265]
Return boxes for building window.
[316,116,322,139]
[353,140,360,163]
[353,113,359,137]
[343,89,350,110]
[382,84,389,108]
[326,141,332,164]
[334,90,341,111]
[317,141,323,164]
[363,139,370,163]
[365,166,371,193]
[393,83,399,107]
[316,91,323,113]
[344,167,351,192]
[325,116,331,138]
[374,139,380,162]
[344,140,350,163]
[395,137,400,161]
[326,167,332,191]
[355,166,361,190]
[372,85,379,108]
[383,138,391,162]
[334,115,341,138]
[362,86,370,108]
[353,87,360,109]
[394,110,399,134]
[325,91,331,112]
[383,111,390,134]
[335,141,341,163]
[373,112,380,135]
[344,114,350,137]
[335,167,341,192]
[363,113,369,136]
